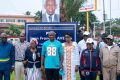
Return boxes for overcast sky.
[93,0,120,21]
[0,0,120,22]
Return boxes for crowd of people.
[0,31,120,80]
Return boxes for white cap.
[86,38,94,44]
[83,31,90,35]
[106,35,113,39]
[48,31,56,35]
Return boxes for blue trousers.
[79,68,85,80]
[0,70,10,80]
[85,72,97,80]
[117,76,120,80]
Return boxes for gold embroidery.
[64,45,73,80]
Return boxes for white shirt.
[99,41,106,57]
[99,41,106,49]
[107,45,112,51]
[32,53,36,61]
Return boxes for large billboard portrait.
[42,0,60,22]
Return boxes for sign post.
[86,12,89,32]
[79,0,98,32]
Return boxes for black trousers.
[79,67,85,80]
[45,69,59,80]
[99,71,103,80]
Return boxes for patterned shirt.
[14,41,29,61]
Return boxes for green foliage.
[112,18,120,25]
[61,0,84,21]
[103,18,120,36]
[63,0,84,21]
[60,0,98,31]
[19,25,25,29]
[73,12,98,30]
[106,26,120,36]
[7,24,21,36]
[34,11,42,22]
[25,11,31,15]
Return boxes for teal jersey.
[41,40,63,69]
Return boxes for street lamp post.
[93,22,99,39]
[103,0,106,33]
[110,0,112,35]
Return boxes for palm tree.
[25,11,31,15]
[60,0,84,22]
[60,0,99,32]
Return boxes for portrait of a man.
[42,0,60,22]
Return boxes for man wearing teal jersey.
[41,31,63,80]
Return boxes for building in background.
[0,14,35,33]
[0,15,35,25]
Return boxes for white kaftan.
[62,42,80,80]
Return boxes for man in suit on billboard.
[42,0,60,22]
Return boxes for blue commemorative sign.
[25,23,77,48]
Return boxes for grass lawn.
[76,72,100,80]
[11,72,99,80]
[10,72,15,80]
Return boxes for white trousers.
[15,61,25,80]
[26,67,42,80]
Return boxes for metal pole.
[93,22,99,39]
[86,12,89,32]
[93,23,96,39]
[103,0,106,33]
[110,0,112,34]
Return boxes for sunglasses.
[84,35,89,37]
[106,38,113,41]
[65,36,71,38]
[87,43,93,45]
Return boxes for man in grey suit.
[42,0,59,22]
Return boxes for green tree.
[112,18,120,25]
[60,0,84,22]
[60,0,98,31]
[25,11,31,15]
[106,26,120,36]
[19,25,25,29]
[101,18,120,36]
[7,24,21,36]
[34,11,42,22]
[73,12,98,30]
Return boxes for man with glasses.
[101,35,120,80]
[98,33,108,80]
[41,31,63,80]
[0,32,15,80]
[14,32,29,80]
